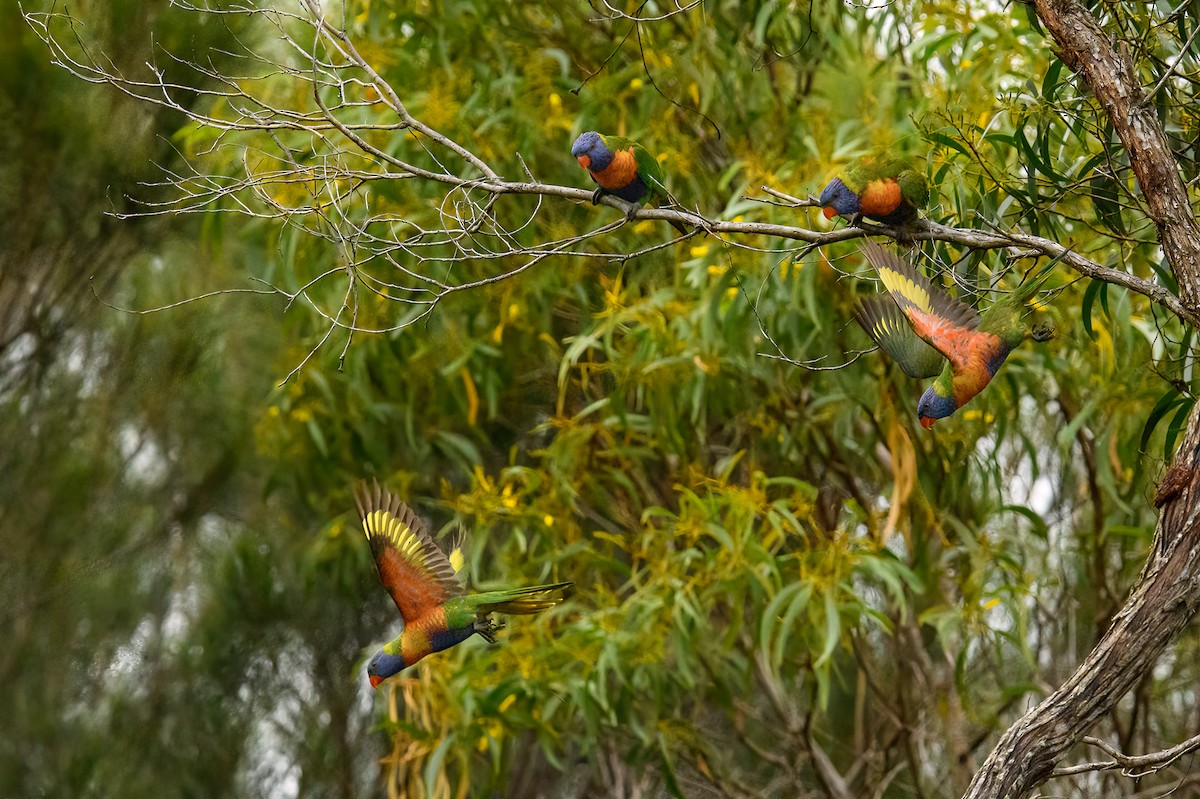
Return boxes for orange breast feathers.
[952,346,1003,404]
[587,147,640,190]
[858,178,903,217]
[400,610,446,663]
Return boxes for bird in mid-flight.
[356,480,573,687]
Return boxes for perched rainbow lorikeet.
[571,131,688,234]
[854,241,1055,429]
[355,481,572,687]
[820,157,929,225]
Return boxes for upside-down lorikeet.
[854,241,1055,428]
[820,157,929,225]
[355,481,573,687]
[571,131,688,234]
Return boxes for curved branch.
[962,1,1200,797]
[1030,0,1200,308]
[1053,732,1200,778]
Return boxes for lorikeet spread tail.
[572,131,689,235]
[355,480,573,687]
[470,584,574,615]
[820,156,929,225]
[855,241,1056,428]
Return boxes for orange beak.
[920,416,936,430]
[576,155,591,169]
[822,206,837,220]
[369,674,384,689]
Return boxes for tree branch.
[1052,732,1200,778]
[1030,0,1200,309]
[957,3,1200,793]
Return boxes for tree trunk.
[963,1,1200,795]
[963,402,1200,797]
[1030,0,1200,306]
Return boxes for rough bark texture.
[1032,0,1200,306]
[963,421,1200,797]
[962,1,1200,797]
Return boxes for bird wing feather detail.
[854,296,945,379]
[631,144,668,198]
[860,241,981,370]
[355,480,464,623]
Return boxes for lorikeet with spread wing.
[355,481,572,687]
[820,157,929,225]
[572,131,688,234]
[855,241,1055,428]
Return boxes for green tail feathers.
[1010,255,1061,304]
[470,582,574,615]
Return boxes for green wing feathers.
[855,296,945,379]
[631,144,668,199]
[843,156,927,202]
[860,241,980,333]
[468,582,574,615]
[895,168,929,208]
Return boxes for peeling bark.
[962,1,1200,796]
[1031,0,1200,309]
[964,413,1200,797]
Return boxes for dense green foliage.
[4,1,1198,797]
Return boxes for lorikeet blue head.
[819,177,859,219]
[572,131,613,172]
[917,387,958,429]
[366,650,407,688]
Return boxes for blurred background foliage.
[3,0,1198,797]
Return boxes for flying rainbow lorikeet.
[355,481,573,687]
[820,157,929,225]
[854,241,1055,429]
[571,131,688,234]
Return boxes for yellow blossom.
[629,78,643,90]
[543,514,555,527]
[690,244,710,258]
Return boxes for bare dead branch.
[25,0,1200,388]
[1052,732,1200,779]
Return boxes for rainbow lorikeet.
[355,481,572,687]
[820,157,929,225]
[854,241,1055,428]
[571,131,688,234]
